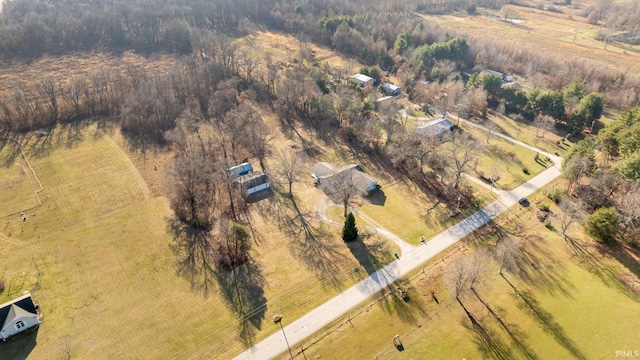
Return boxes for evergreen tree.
[342,212,359,242]
[584,207,619,244]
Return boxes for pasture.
[0,123,397,359]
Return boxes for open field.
[0,122,399,359]
[238,31,363,73]
[419,6,640,76]
[291,185,640,359]
[0,51,177,98]
[0,143,41,217]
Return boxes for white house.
[349,74,374,87]
[416,119,454,137]
[0,292,43,341]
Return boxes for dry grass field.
[419,5,640,75]
[238,31,363,74]
[0,122,398,359]
[0,51,178,98]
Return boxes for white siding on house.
[1,314,40,340]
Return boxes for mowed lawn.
[295,197,640,360]
[0,123,398,359]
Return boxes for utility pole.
[273,315,294,360]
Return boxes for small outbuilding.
[381,83,401,96]
[234,172,270,196]
[350,74,374,87]
[416,119,454,137]
[226,163,254,179]
[1,292,43,341]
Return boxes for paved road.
[233,114,563,360]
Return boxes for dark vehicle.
[518,197,529,207]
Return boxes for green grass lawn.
[459,121,551,190]
[0,123,398,359]
[487,112,571,157]
[292,189,640,360]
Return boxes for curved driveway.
[233,113,563,360]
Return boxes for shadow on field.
[596,242,640,299]
[169,219,218,296]
[0,326,38,360]
[169,219,267,346]
[377,280,429,326]
[471,288,538,360]
[565,235,639,300]
[215,258,267,347]
[347,235,391,276]
[256,185,347,287]
[457,297,512,360]
[287,198,347,288]
[501,274,587,360]
[517,235,575,297]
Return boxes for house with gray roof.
[349,74,374,87]
[1,292,43,341]
[416,118,454,137]
[311,162,378,195]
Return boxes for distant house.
[311,162,378,195]
[349,74,374,87]
[226,163,254,179]
[375,96,395,110]
[416,119,454,137]
[483,69,513,83]
[1,293,43,341]
[234,172,270,196]
[381,83,401,96]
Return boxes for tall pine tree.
[342,212,358,242]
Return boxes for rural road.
[233,113,563,360]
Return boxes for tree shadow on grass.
[285,194,347,287]
[565,235,639,301]
[215,258,267,347]
[515,235,575,297]
[377,280,429,326]
[457,297,512,360]
[346,234,392,276]
[596,242,640,298]
[168,218,267,347]
[168,219,217,297]
[502,274,587,360]
[472,288,538,360]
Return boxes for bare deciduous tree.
[277,150,303,197]
[326,171,359,218]
[496,237,521,275]
[444,133,480,189]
